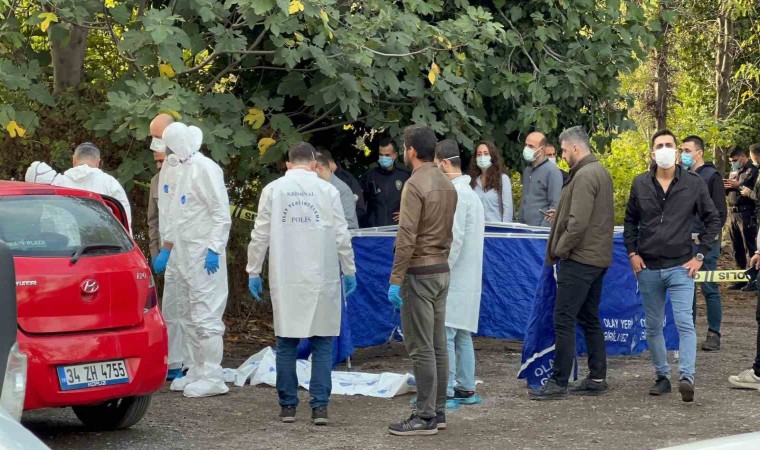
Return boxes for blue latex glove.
[205,249,220,275]
[388,285,402,309]
[343,275,357,297]
[152,248,170,274]
[248,276,263,302]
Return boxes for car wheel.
[72,395,152,430]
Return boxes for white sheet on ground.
[224,347,416,398]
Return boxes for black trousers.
[754,284,760,377]
[729,211,757,269]
[551,259,608,387]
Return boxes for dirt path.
[24,287,760,450]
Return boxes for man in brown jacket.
[387,125,457,436]
[147,150,166,260]
[532,126,614,401]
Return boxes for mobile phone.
[746,267,759,282]
[538,208,549,216]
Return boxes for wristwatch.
[695,253,704,262]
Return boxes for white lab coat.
[157,155,181,245]
[247,169,356,338]
[446,175,485,333]
[54,164,132,232]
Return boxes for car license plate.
[57,360,129,391]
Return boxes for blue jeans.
[446,327,476,397]
[275,336,332,409]
[638,266,697,383]
[692,241,722,334]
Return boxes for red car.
[0,181,167,430]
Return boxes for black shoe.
[649,376,672,396]
[529,379,569,401]
[388,414,438,436]
[280,405,296,423]
[570,377,608,396]
[311,406,328,426]
[701,332,721,351]
[436,411,446,431]
[730,282,747,291]
[741,280,757,292]
[679,379,695,403]
[453,388,475,399]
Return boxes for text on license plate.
[57,360,129,391]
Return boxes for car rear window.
[0,195,133,257]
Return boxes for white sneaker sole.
[389,429,438,436]
[728,378,760,390]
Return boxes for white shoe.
[728,369,760,389]
[183,378,229,398]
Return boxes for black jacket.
[624,166,721,269]
[360,165,410,227]
[727,160,758,210]
[335,165,366,223]
[692,163,727,231]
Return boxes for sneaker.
[728,369,760,389]
[311,406,328,426]
[452,388,483,405]
[730,282,747,291]
[741,280,757,292]
[529,379,568,401]
[280,406,296,423]
[388,414,438,436]
[701,332,721,352]
[649,376,672,396]
[436,411,446,431]
[166,368,184,381]
[570,377,608,396]
[679,379,695,402]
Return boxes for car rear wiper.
[70,244,124,264]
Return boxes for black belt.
[731,206,753,213]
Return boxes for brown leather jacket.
[390,163,458,285]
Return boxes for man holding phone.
[724,145,758,291]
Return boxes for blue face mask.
[681,153,694,169]
[731,160,741,171]
[379,156,394,168]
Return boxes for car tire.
[72,395,152,430]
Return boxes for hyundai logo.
[81,279,99,295]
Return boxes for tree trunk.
[49,24,89,95]
[653,10,669,130]
[714,12,734,174]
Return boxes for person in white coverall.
[24,161,80,247]
[53,143,132,232]
[148,113,186,381]
[434,140,485,406]
[154,122,232,398]
[247,142,358,426]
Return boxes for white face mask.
[654,148,677,169]
[150,137,166,152]
[476,156,492,170]
[548,157,557,165]
[523,146,541,162]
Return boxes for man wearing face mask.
[724,145,759,291]
[681,136,727,351]
[545,142,569,183]
[518,131,564,227]
[360,138,410,228]
[624,129,721,403]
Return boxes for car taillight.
[145,275,158,311]
[0,343,27,421]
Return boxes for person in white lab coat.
[247,142,357,426]
[54,143,132,232]
[434,140,485,406]
[156,122,232,398]
[148,113,186,382]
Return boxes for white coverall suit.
[151,138,186,372]
[162,123,232,398]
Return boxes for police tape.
[133,181,256,223]
[694,270,750,283]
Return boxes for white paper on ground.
[226,347,416,398]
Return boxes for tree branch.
[498,10,539,75]
[358,45,454,57]
[300,117,367,135]
[181,51,218,75]
[297,105,339,132]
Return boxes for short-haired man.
[518,132,564,226]
[545,142,569,183]
[532,127,614,400]
[315,150,359,229]
[318,147,366,224]
[724,145,759,291]
[434,139,485,406]
[247,142,357,425]
[361,138,410,227]
[680,135,727,351]
[387,126,457,435]
[624,130,721,402]
[54,142,132,231]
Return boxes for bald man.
[148,114,174,258]
[518,132,563,227]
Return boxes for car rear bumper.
[19,308,168,410]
